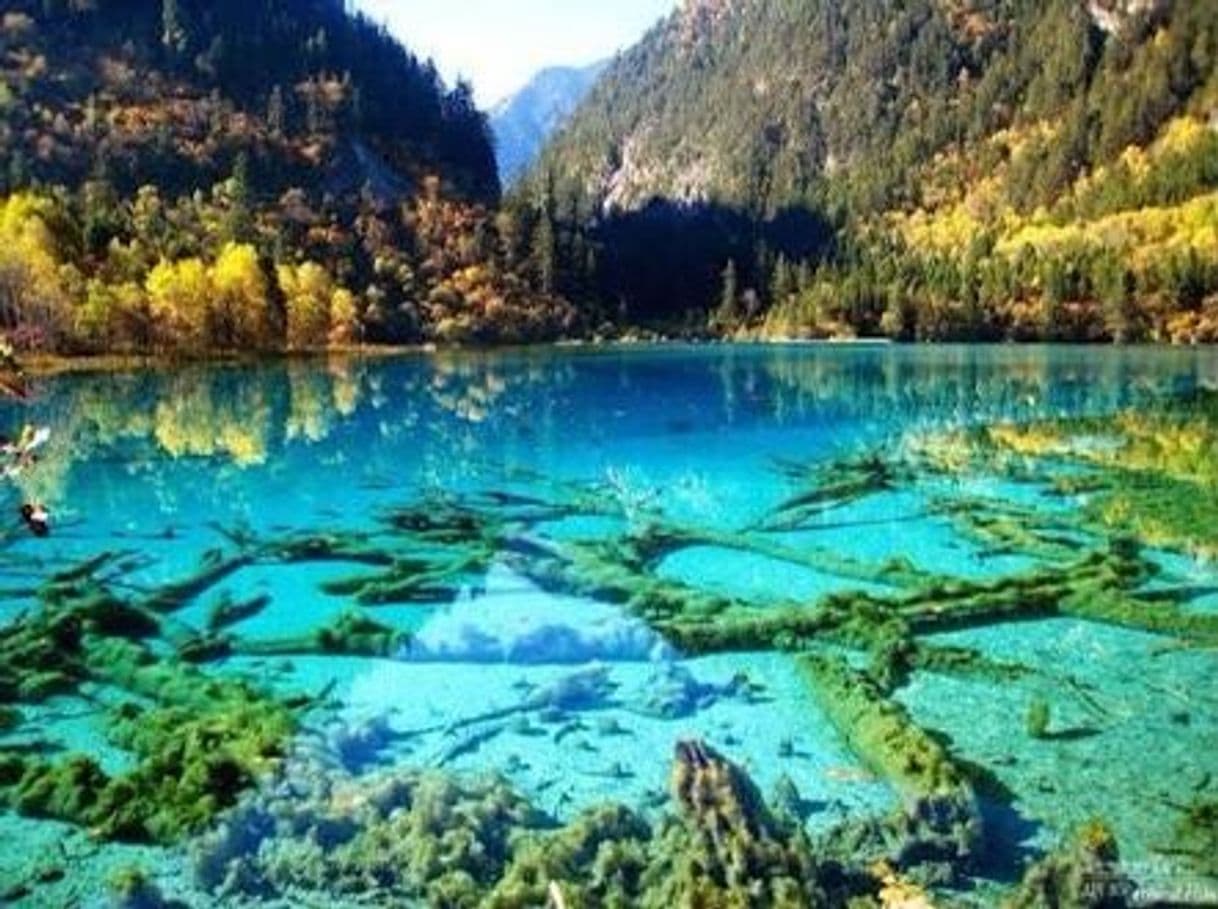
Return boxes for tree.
[0,193,72,349]
[771,255,796,304]
[714,259,741,330]
[212,243,272,349]
[1042,258,1069,339]
[146,257,212,352]
[0,334,26,399]
[222,153,253,243]
[82,170,121,256]
[162,0,188,56]
[1093,252,1137,343]
[278,261,335,350]
[531,180,558,295]
[267,85,286,137]
[329,288,360,347]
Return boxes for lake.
[2,344,1217,906]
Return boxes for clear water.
[2,344,1217,905]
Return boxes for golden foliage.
[212,242,271,348]
[278,261,337,350]
[146,257,212,352]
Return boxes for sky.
[355,0,676,107]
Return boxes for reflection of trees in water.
[754,346,1210,427]
[154,376,274,465]
[389,352,578,490]
[285,363,335,444]
[5,348,1205,509]
[1,354,582,505]
[1,361,369,506]
[418,352,575,425]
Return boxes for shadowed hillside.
[514,0,1218,342]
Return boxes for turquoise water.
[2,344,1218,905]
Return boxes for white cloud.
[356,0,673,105]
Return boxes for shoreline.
[13,337,1216,379]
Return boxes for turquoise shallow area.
[2,344,1218,904]
[903,619,1218,861]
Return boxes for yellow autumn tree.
[328,287,359,347]
[146,257,213,353]
[0,193,72,347]
[277,261,333,350]
[212,242,273,348]
[75,279,150,351]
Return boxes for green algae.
[1006,819,1131,908]
[1026,699,1052,740]
[799,655,973,806]
[0,647,296,843]
[195,740,886,908]
[319,556,478,606]
[4,700,291,842]
[619,522,931,590]
[219,612,410,659]
[1084,469,1218,557]
[0,560,299,844]
[637,739,838,907]
[1167,797,1218,878]
[937,496,1085,563]
[760,451,912,531]
[485,804,651,908]
[204,592,271,633]
[919,390,1218,557]
[315,611,407,656]
[141,551,256,614]
[107,865,168,909]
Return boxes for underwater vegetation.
[1007,819,1132,908]
[912,389,1218,559]
[2,384,1218,903]
[0,571,298,842]
[192,738,912,907]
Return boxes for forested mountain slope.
[0,0,573,353]
[520,0,1218,342]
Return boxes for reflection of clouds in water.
[422,353,575,425]
[402,564,672,665]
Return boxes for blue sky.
[356,0,675,106]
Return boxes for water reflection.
[0,345,1210,506]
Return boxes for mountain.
[491,61,607,186]
[518,0,1218,342]
[0,0,573,354]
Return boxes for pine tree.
[531,179,558,295]
[715,259,740,329]
[84,93,100,136]
[267,85,286,137]
[1095,253,1136,343]
[771,255,795,304]
[223,153,253,243]
[532,214,557,296]
[162,0,188,55]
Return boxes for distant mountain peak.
[491,60,607,186]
